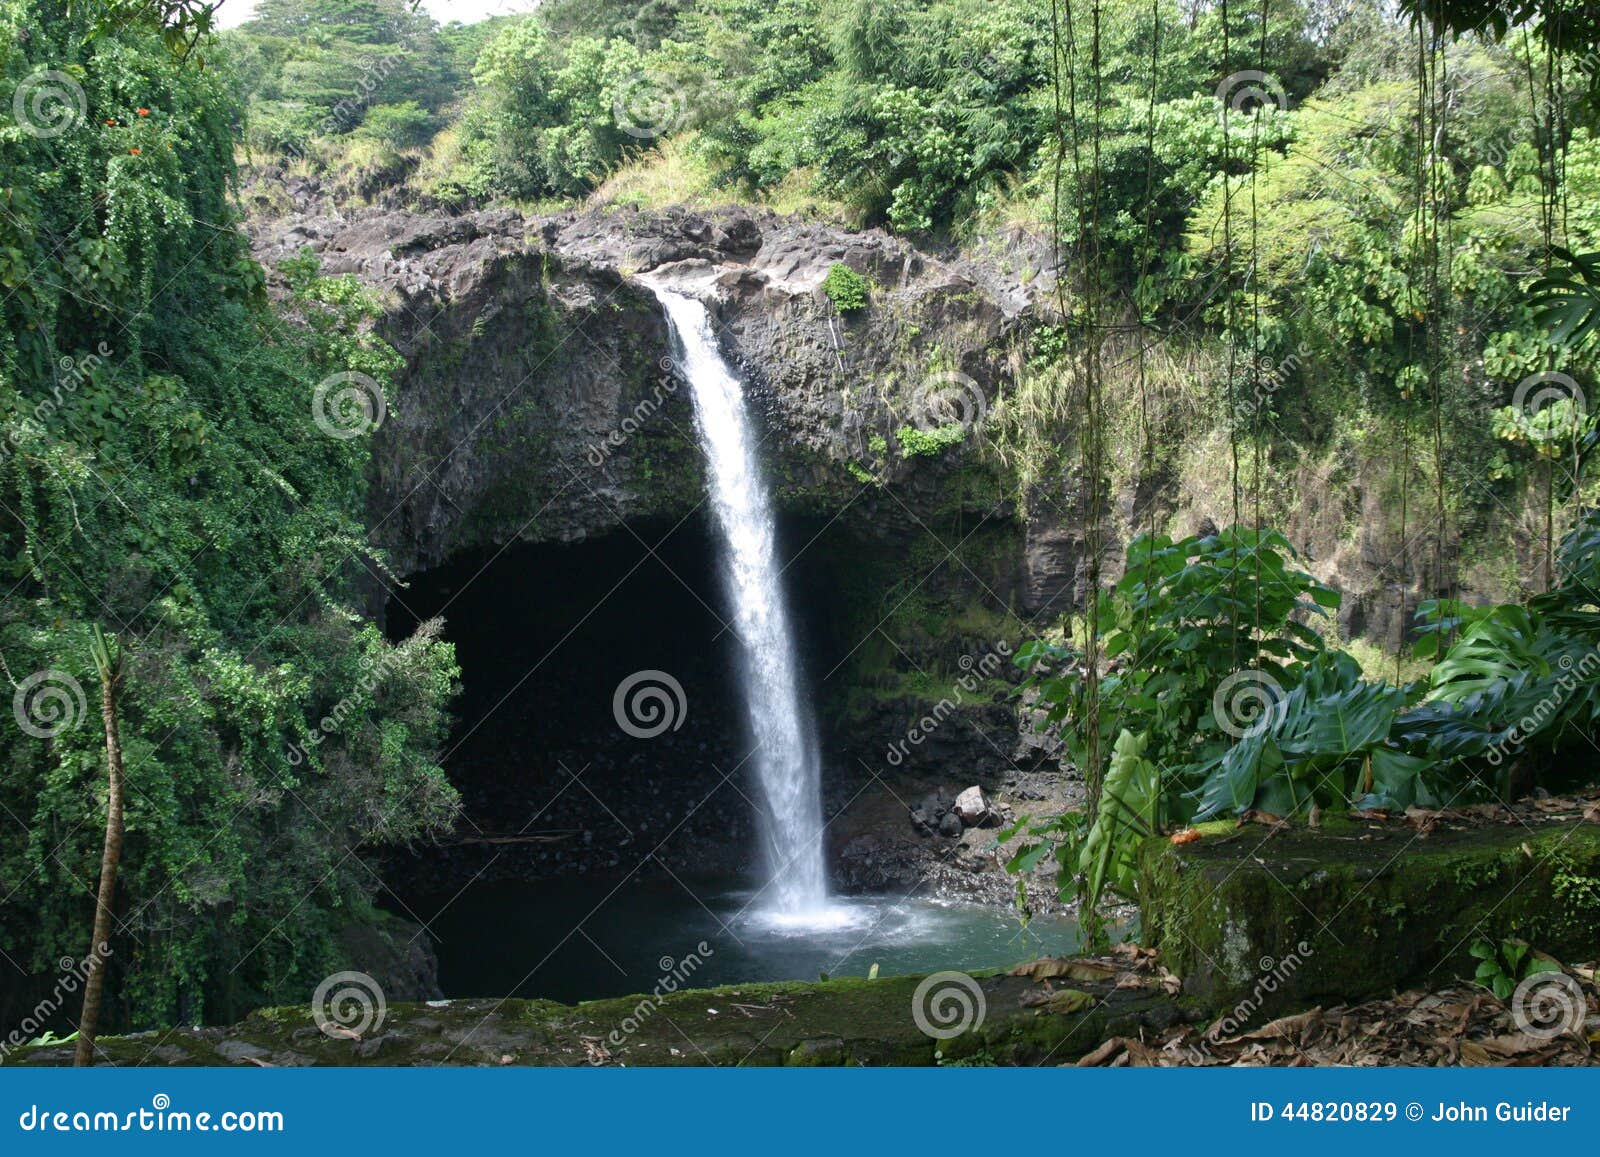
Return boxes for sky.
[212,0,539,29]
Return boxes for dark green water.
[411,876,1084,1004]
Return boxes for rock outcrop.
[249,201,1071,892]
[4,970,1189,1068]
[250,203,1058,595]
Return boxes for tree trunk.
[74,649,123,1067]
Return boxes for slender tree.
[74,628,124,1068]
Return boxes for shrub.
[895,423,966,457]
[822,262,870,313]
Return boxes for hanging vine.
[1047,0,1110,942]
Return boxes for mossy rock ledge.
[1139,817,1600,1014]
[4,974,1190,1068]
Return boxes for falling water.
[645,282,830,920]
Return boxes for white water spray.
[645,282,830,920]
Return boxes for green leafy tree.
[0,0,458,1033]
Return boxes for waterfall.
[645,282,830,919]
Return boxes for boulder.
[953,785,991,827]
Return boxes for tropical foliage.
[0,0,458,1031]
[1005,509,1600,916]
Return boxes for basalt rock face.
[248,198,1532,672]
[249,203,1068,889]
[253,207,694,576]
[249,203,1068,604]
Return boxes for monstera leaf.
[1536,509,1600,621]
[1425,605,1548,704]
[1193,653,1406,818]
[1530,248,1600,353]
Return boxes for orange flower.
[137,108,149,117]
[105,119,116,126]
[128,147,140,155]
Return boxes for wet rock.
[787,1036,847,1065]
[938,811,963,838]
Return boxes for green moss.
[6,968,1196,1068]
[1140,818,1600,1013]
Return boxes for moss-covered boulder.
[1139,816,1600,1013]
[3,971,1191,1068]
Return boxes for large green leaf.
[1079,730,1160,908]
[1194,653,1403,818]
[1529,248,1600,353]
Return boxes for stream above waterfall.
[408,876,1085,1003]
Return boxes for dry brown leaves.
[1074,964,1600,1067]
[1311,792,1600,840]
[1011,946,1181,1001]
[1011,957,1118,983]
